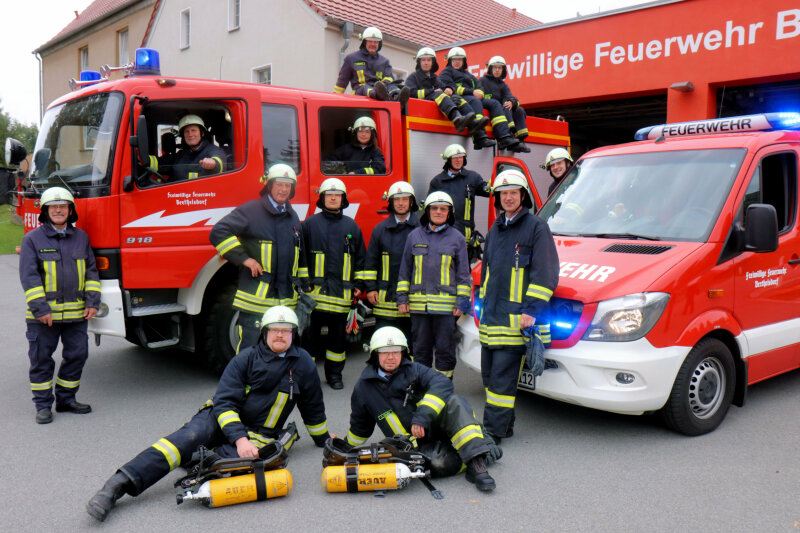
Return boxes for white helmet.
[39,187,77,224]
[415,47,439,73]
[544,147,573,169]
[492,169,533,209]
[384,181,418,213]
[441,144,467,160]
[178,114,206,133]
[351,116,377,131]
[421,190,455,226]
[369,326,408,354]
[317,177,349,209]
[446,47,467,61]
[260,306,299,333]
[360,26,383,51]
[264,163,297,184]
[486,55,506,67]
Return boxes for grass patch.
[0,204,24,255]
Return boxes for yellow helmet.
[260,306,299,333]
[492,169,533,209]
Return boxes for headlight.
[583,292,669,342]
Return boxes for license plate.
[518,370,536,391]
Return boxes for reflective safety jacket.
[210,196,308,315]
[148,139,226,182]
[428,169,490,241]
[363,213,420,318]
[477,72,519,109]
[396,224,471,315]
[334,48,395,94]
[212,342,330,447]
[326,142,386,175]
[479,211,559,348]
[439,65,481,97]
[346,358,455,447]
[20,223,101,323]
[302,210,367,314]
[404,68,445,100]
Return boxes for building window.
[228,0,241,31]
[180,9,191,49]
[79,46,89,72]
[117,28,130,65]
[252,64,272,85]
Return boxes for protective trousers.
[428,91,459,119]
[505,106,530,140]
[481,98,514,139]
[480,346,525,439]
[236,311,262,353]
[355,82,402,99]
[308,310,348,380]
[418,395,490,476]
[26,320,88,410]
[411,314,457,378]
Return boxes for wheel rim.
[688,356,726,419]
[228,310,240,352]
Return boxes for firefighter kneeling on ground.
[544,147,574,196]
[86,306,332,522]
[397,191,471,379]
[346,326,500,491]
[20,187,101,424]
[479,170,559,443]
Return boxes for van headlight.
[583,292,669,342]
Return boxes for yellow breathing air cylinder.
[178,468,293,507]
[321,463,424,493]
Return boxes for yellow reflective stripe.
[413,255,423,285]
[525,284,554,301]
[44,261,57,293]
[384,412,409,436]
[211,156,224,171]
[510,267,524,303]
[315,253,325,277]
[382,77,393,83]
[457,86,465,95]
[365,167,375,175]
[508,121,516,129]
[516,128,529,136]
[478,267,489,299]
[435,368,455,378]
[85,280,101,292]
[451,424,483,450]
[216,236,241,256]
[25,286,46,303]
[326,350,346,362]
[417,393,446,415]
[417,89,426,99]
[188,172,199,180]
[440,255,452,286]
[356,70,366,84]
[217,410,241,429]
[456,284,471,297]
[464,197,473,222]
[30,380,53,391]
[264,392,288,429]
[55,377,80,388]
[334,85,345,94]
[247,431,274,446]
[49,300,86,311]
[306,421,329,436]
[297,266,308,278]
[255,281,270,300]
[376,71,383,80]
[343,253,352,281]
[490,115,507,126]
[434,92,447,106]
[361,270,378,281]
[347,431,368,446]
[77,259,85,291]
[148,155,159,170]
[486,388,516,408]
[152,438,181,471]
[381,253,390,281]
[397,280,410,292]
[260,242,273,273]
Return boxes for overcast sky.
[0,0,650,126]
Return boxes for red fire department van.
[458,112,800,435]
[14,49,568,372]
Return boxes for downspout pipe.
[339,21,353,68]
[34,51,44,122]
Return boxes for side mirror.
[134,114,150,166]
[744,203,778,253]
[33,148,51,173]
[5,138,27,166]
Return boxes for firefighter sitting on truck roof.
[334,26,411,103]
[405,47,488,137]
[478,57,530,153]
[209,163,309,363]
[396,191,471,379]
[19,186,100,425]
[544,147,574,197]
[364,181,421,343]
[346,326,500,492]
[324,116,386,175]
[428,143,491,263]
[479,169,559,444]
[440,46,517,151]
[86,306,333,522]
[147,114,226,183]
[301,178,368,390]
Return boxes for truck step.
[131,303,187,317]
[146,338,180,349]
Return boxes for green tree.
[0,98,39,159]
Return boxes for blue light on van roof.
[133,48,160,76]
[635,113,800,141]
[554,321,575,330]
[79,70,102,84]
[765,112,800,128]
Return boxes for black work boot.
[86,472,132,522]
[473,133,496,150]
[373,81,390,101]
[449,110,473,133]
[465,455,496,492]
[56,400,92,414]
[468,114,491,135]
[327,375,344,390]
[497,135,520,151]
[36,407,53,424]
[512,140,531,153]
[395,86,410,105]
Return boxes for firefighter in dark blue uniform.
[428,143,491,262]
[324,116,386,175]
[478,56,530,153]
[209,163,309,357]
[20,187,101,424]
[347,326,498,491]
[479,169,559,443]
[86,306,332,522]
[397,191,471,378]
[364,181,420,342]
[334,26,410,103]
[147,114,226,182]
[544,147,575,196]
[404,47,487,137]
[301,178,368,389]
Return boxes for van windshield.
[30,92,124,197]
[540,148,746,242]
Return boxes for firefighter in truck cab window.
[364,181,421,343]
[86,306,333,522]
[346,326,501,492]
[325,116,386,175]
[396,191,471,380]
[477,56,530,153]
[544,147,574,197]
[479,170,559,444]
[147,114,226,183]
[301,178,367,390]
[334,26,411,103]
[209,164,309,356]
[19,187,100,425]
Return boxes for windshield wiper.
[584,232,662,241]
[45,170,78,198]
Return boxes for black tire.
[661,338,735,436]
[201,280,239,375]
[0,170,10,205]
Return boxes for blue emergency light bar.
[635,112,800,141]
[80,70,102,85]
[133,48,160,76]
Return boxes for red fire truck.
[14,49,568,372]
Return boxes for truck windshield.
[541,148,746,242]
[30,92,124,196]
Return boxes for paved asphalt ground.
[1,254,798,532]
